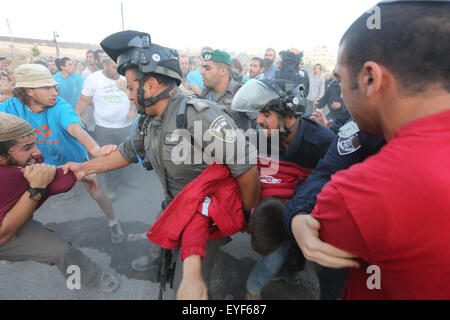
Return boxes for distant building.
[303,46,336,72]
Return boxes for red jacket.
[147,158,311,261]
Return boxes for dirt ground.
[0,164,320,300]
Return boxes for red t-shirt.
[311,109,450,299]
[0,155,77,227]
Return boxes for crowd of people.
[0,0,449,301]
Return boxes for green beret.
[202,50,231,65]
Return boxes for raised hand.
[310,109,333,128]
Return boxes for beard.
[264,59,274,69]
[4,154,36,167]
[4,155,20,167]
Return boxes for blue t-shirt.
[0,96,87,166]
[53,72,84,108]
[187,69,204,91]
[264,65,279,80]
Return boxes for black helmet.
[100,30,182,85]
[231,78,306,117]
[100,30,182,112]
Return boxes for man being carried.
[62,30,260,300]
[231,78,335,299]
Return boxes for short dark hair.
[265,48,276,56]
[340,2,450,93]
[231,58,243,72]
[211,61,231,77]
[139,71,177,88]
[252,57,265,69]
[55,57,71,71]
[153,73,177,87]
[248,197,287,256]
[94,49,104,61]
[0,139,17,157]
[86,49,95,55]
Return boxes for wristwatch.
[28,187,47,201]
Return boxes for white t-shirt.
[82,67,93,79]
[82,71,132,128]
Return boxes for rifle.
[157,247,176,300]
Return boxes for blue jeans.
[246,239,291,295]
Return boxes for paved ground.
[0,164,320,300]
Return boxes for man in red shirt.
[291,0,450,299]
[0,112,119,293]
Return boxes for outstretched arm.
[61,148,131,181]
[67,122,117,157]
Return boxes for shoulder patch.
[337,134,361,156]
[187,98,211,113]
[208,116,237,142]
[164,132,181,145]
[338,121,360,138]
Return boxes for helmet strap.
[279,115,300,141]
[137,76,176,112]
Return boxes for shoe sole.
[131,265,154,272]
[96,272,120,293]
[99,281,120,293]
[111,236,125,244]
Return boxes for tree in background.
[31,45,41,58]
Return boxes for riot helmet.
[231,78,306,118]
[100,30,182,113]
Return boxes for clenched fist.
[24,163,57,189]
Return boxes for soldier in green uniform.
[62,31,260,299]
[201,50,259,131]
